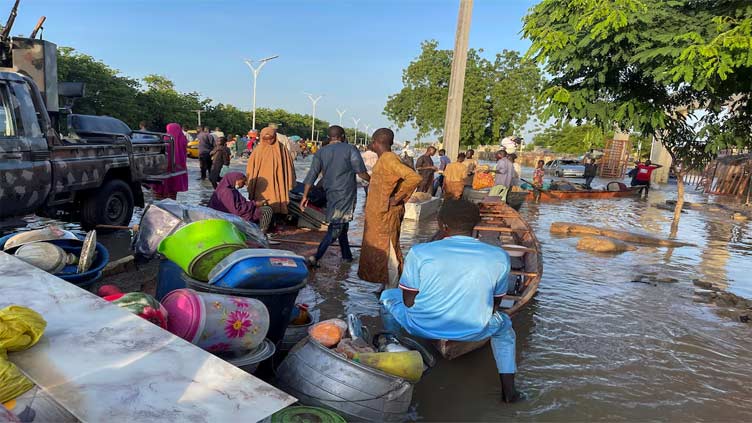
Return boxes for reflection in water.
[4,159,752,420]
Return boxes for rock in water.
[550,222,693,247]
[576,236,637,253]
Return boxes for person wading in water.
[301,126,370,267]
[358,128,421,287]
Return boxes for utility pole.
[304,92,323,141]
[442,0,474,161]
[192,109,203,127]
[244,55,279,131]
[336,108,347,126]
[351,117,360,144]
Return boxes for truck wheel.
[81,179,134,229]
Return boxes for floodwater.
[4,155,752,421]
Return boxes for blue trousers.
[314,222,352,261]
[432,174,445,196]
[380,288,516,373]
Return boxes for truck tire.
[81,179,134,229]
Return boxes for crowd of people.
[142,121,523,403]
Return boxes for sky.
[11,0,537,141]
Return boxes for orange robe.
[443,161,467,200]
[246,128,296,214]
[358,152,422,286]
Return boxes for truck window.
[10,81,42,138]
[0,84,17,137]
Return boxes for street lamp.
[351,117,360,144]
[244,55,279,131]
[336,108,347,126]
[304,92,323,142]
[192,109,203,127]
[364,124,371,145]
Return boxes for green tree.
[523,0,752,230]
[384,40,542,146]
[57,47,141,126]
[532,124,606,154]
[137,74,208,131]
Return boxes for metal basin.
[276,337,413,422]
[279,319,314,351]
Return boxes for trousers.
[380,288,516,373]
[432,174,445,196]
[314,222,352,261]
[199,153,212,180]
[584,175,595,189]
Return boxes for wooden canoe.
[524,186,644,202]
[433,197,543,360]
[463,187,527,211]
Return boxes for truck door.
[0,80,51,217]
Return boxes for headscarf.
[208,172,259,221]
[245,126,296,214]
[152,123,189,196]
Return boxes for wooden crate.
[599,139,632,178]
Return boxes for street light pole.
[336,108,347,126]
[244,55,279,131]
[364,124,371,145]
[304,92,323,141]
[351,117,360,144]
[192,109,203,127]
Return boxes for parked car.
[186,130,199,158]
[544,159,586,178]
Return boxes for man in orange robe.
[358,128,422,287]
[245,126,296,214]
[443,152,467,200]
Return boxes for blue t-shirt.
[397,235,510,339]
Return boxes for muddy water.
[5,157,752,421]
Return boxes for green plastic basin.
[158,219,246,281]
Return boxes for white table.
[0,252,296,422]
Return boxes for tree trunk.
[671,167,685,237]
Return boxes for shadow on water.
[4,159,752,420]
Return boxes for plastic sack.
[134,199,268,259]
[472,167,495,190]
[309,318,347,348]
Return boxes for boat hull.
[463,187,526,211]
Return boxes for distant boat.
[521,183,644,202]
[464,183,644,210]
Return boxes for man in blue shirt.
[301,126,370,267]
[380,199,522,403]
[431,148,451,196]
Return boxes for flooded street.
[5,156,752,421]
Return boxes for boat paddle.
[520,178,559,199]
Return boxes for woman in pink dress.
[152,123,189,200]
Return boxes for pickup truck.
[0,71,178,228]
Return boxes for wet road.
[5,155,752,421]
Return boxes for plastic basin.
[208,249,308,289]
[0,234,108,289]
[181,272,306,344]
[158,219,246,281]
